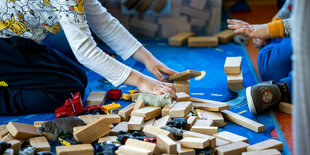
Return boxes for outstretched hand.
[145,58,178,81]
[227,19,270,40]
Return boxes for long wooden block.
[279,102,292,115]
[133,100,145,111]
[216,138,231,147]
[143,125,174,140]
[164,70,201,82]
[56,144,93,155]
[216,29,235,44]
[180,137,209,149]
[175,141,195,155]
[98,136,118,143]
[33,121,45,128]
[168,32,195,46]
[188,36,218,47]
[7,122,41,139]
[183,131,216,147]
[123,0,140,9]
[153,115,171,128]
[193,119,213,127]
[162,102,177,117]
[118,103,135,121]
[161,23,191,38]
[191,126,218,135]
[247,139,283,151]
[86,91,106,106]
[157,134,177,154]
[159,16,188,25]
[224,57,242,74]
[0,125,8,139]
[73,118,110,143]
[0,133,23,143]
[128,116,144,131]
[227,71,243,90]
[135,0,152,13]
[213,131,248,143]
[116,145,152,155]
[205,111,225,127]
[110,122,128,136]
[190,17,207,26]
[242,149,281,155]
[191,97,229,105]
[216,142,249,155]
[132,93,142,102]
[126,138,161,155]
[29,136,50,152]
[222,110,265,132]
[190,0,207,10]
[181,6,210,19]
[192,102,230,111]
[151,0,167,13]
[174,80,190,94]
[143,118,155,128]
[186,116,197,130]
[131,106,161,121]
[8,140,22,153]
[169,102,192,118]
[42,132,54,141]
[176,92,190,102]
[78,114,121,124]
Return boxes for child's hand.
[145,58,178,81]
[227,19,270,40]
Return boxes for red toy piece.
[82,103,104,115]
[107,89,122,100]
[55,92,83,118]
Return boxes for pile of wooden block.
[169,29,235,47]
[224,56,244,90]
[123,0,167,13]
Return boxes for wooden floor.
[229,1,294,153]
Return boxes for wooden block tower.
[224,57,243,90]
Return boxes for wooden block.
[174,80,190,94]
[56,144,93,155]
[143,118,155,128]
[116,145,152,155]
[168,32,195,46]
[175,141,195,155]
[7,122,41,139]
[213,131,248,143]
[0,133,22,142]
[123,0,140,9]
[190,17,207,27]
[78,114,121,124]
[151,0,167,12]
[29,136,50,152]
[153,115,171,128]
[193,119,213,127]
[169,102,192,118]
[73,118,110,143]
[131,106,161,121]
[183,131,216,147]
[189,0,207,10]
[176,92,190,102]
[157,134,177,154]
[164,70,201,82]
[242,149,281,155]
[247,139,283,151]
[132,93,142,102]
[3,149,13,155]
[86,91,106,106]
[159,16,188,25]
[8,140,22,153]
[224,57,242,74]
[181,6,210,20]
[133,100,145,111]
[161,23,191,38]
[191,126,218,135]
[135,0,152,13]
[227,71,244,90]
[126,138,161,155]
[188,36,218,47]
[204,111,225,127]
[0,125,8,139]
[216,29,235,44]
[222,110,265,132]
[128,116,144,131]
[162,102,177,117]
[216,138,231,147]
[180,137,209,149]
[143,125,174,140]
[98,136,118,143]
[118,103,135,121]
[192,102,230,111]
[110,122,128,136]
[279,102,292,115]
[42,132,55,141]
[186,116,197,130]
[206,7,221,34]
[216,142,249,155]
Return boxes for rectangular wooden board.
[224,57,242,74]
[131,106,161,121]
[118,103,135,121]
[7,122,41,139]
[247,139,283,151]
[86,91,106,106]
[188,36,219,47]
[169,32,195,46]
[216,141,249,155]
[56,144,93,155]
[169,102,192,118]
[128,116,144,131]
[213,131,248,143]
[29,136,50,152]
[163,70,201,82]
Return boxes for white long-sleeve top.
[0,0,142,86]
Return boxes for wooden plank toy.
[153,115,171,128]
[227,71,243,90]
[118,103,135,121]
[175,141,195,155]
[7,140,22,153]
[143,118,156,128]
[110,122,128,136]
[174,80,190,94]
[216,141,249,155]
[86,91,106,106]
[216,138,231,147]
[135,0,152,13]
[131,93,142,102]
[169,32,195,46]
[183,131,216,147]
[180,137,210,149]
[123,0,140,9]
[128,116,144,131]
[56,144,93,155]
[279,102,292,115]
[242,149,281,155]
[213,131,248,143]
[224,57,242,74]
[33,121,45,128]
[216,29,235,44]
[151,0,167,13]
[157,134,177,154]
[193,119,214,127]
[78,114,121,125]
[192,102,230,111]
[0,133,23,143]
[131,106,161,121]
[7,122,41,139]
[143,125,174,140]
[162,101,177,117]
[0,125,8,139]
[98,136,118,143]
[204,111,225,127]
[126,138,161,155]
[169,102,192,118]
[29,136,50,152]
[73,118,110,143]
[133,100,145,111]
[163,70,201,82]
[176,92,190,102]
[247,139,283,151]
[186,115,197,130]
[222,110,265,132]
[191,126,218,135]
[181,6,210,20]
[188,36,219,47]
[116,145,152,155]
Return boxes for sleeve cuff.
[268,20,285,38]
[111,66,132,87]
[120,41,142,61]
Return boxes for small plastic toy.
[58,137,81,146]
[55,92,83,118]
[116,130,156,145]
[95,140,120,155]
[102,102,121,114]
[107,89,122,100]
[37,151,56,155]
[82,103,104,115]
[0,141,11,154]
[122,90,140,100]
[18,146,36,155]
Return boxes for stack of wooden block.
[224,56,244,90]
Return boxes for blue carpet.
[0,40,290,154]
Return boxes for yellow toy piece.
[122,90,140,100]
[58,138,71,146]
[102,102,121,114]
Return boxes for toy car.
[122,90,140,100]
[82,103,104,115]
[55,92,83,118]
[107,89,122,100]
[102,102,121,114]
